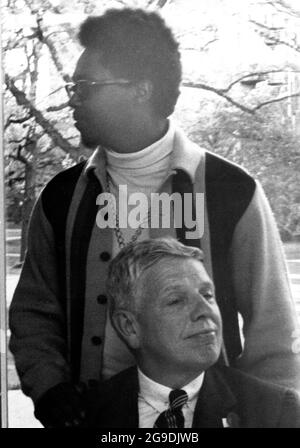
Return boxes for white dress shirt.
[138,368,205,428]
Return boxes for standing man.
[9,8,300,427]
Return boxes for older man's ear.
[112,310,141,350]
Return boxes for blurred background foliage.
[2,0,300,259]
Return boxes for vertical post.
[0,0,8,429]
[287,69,296,132]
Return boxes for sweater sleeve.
[230,181,300,392]
[9,195,71,403]
[277,389,300,428]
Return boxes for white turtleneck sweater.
[102,120,175,379]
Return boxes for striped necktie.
[154,389,188,428]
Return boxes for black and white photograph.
[0,0,300,430]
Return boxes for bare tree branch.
[252,91,300,111]
[200,38,219,52]
[5,74,78,158]
[18,2,71,83]
[8,145,28,165]
[46,102,69,112]
[222,69,300,92]
[147,0,170,9]
[264,34,300,52]
[16,144,29,165]
[8,138,27,145]
[266,1,300,18]
[250,19,300,52]
[182,78,300,114]
[113,0,131,6]
[5,114,31,130]
[250,19,283,31]
[23,0,62,15]
[182,38,219,52]
[34,16,71,82]
[4,31,25,51]
[182,81,255,113]
[6,175,26,183]
[156,0,170,7]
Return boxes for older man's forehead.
[162,272,213,290]
[160,278,214,295]
[145,257,213,289]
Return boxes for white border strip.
[0,0,8,428]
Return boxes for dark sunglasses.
[65,79,132,99]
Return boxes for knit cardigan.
[9,129,300,403]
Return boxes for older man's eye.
[203,292,214,301]
[167,297,183,306]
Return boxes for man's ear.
[112,310,140,350]
[134,80,153,104]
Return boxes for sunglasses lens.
[68,82,90,99]
[65,84,74,96]
[66,80,129,99]
[78,82,89,98]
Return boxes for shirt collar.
[82,120,204,185]
[83,144,107,188]
[138,368,204,414]
[169,124,204,181]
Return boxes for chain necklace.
[106,172,151,249]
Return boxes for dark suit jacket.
[86,365,300,428]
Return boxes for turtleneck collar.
[83,120,205,188]
[99,120,174,192]
[104,120,174,174]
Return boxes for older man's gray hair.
[106,237,204,315]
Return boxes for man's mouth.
[73,111,86,124]
[74,121,82,133]
[74,116,87,132]
[185,328,217,339]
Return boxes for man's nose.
[190,293,213,321]
[68,92,81,109]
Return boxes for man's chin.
[80,135,99,150]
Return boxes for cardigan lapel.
[192,366,238,428]
[110,374,139,428]
[69,170,103,382]
[172,169,202,248]
[91,366,139,428]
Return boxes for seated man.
[86,238,300,428]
